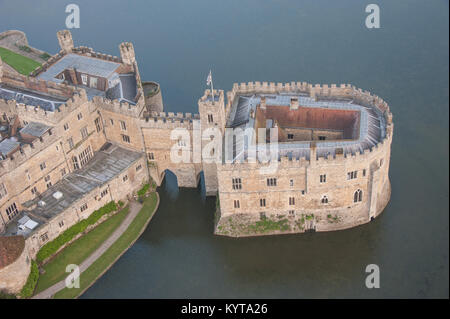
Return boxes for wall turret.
[119,42,136,65]
[57,30,74,54]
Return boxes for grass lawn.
[54,193,158,299]
[34,206,130,295]
[0,47,41,75]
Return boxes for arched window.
[354,189,363,202]
[321,196,328,204]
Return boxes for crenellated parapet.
[0,127,59,175]
[140,111,200,130]
[0,88,87,125]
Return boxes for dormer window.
[90,76,98,89]
[81,74,88,86]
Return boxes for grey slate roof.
[0,138,19,157]
[227,93,386,162]
[0,84,67,112]
[37,54,121,83]
[105,74,137,104]
[3,143,143,237]
[19,122,51,137]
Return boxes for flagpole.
[210,69,214,104]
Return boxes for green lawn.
[0,47,41,75]
[34,206,130,294]
[54,193,158,299]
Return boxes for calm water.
[0,0,448,298]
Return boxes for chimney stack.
[290,97,299,110]
[260,96,266,110]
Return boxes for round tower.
[142,81,164,113]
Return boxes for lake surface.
[0,0,448,298]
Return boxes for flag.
[206,70,212,86]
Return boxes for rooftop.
[2,143,143,237]
[0,83,68,112]
[227,93,386,162]
[37,53,121,82]
[19,121,51,138]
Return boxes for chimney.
[290,97,299,110]
[260,96,266,110]
[310,142,317,162]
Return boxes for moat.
[0,0,448,298]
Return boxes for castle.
[0,30,393,294]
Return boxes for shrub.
[18,45,32,53]
[20,261,39,298]
[39,52,51,60]
[0,290,17,299]
[36,201,118,263]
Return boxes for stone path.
[32,200,143,299]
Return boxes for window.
[59,220,64,228]
[290,179,294,187]
[100,189,108,197]
[0,183,7,200]
[80,126,88,139]
[122,134,131,143]
[31,186,37,195]
[120,120,127,131]
[46,182,52,189]
[301,190,305,195]
[63,123,69,131]
[72,156,80,170]
[232,178,242,190]
[5,203,19,220]
[320,174,326,183]
[234,200,240,208]
[289,197,295,205]
[289,210,295,216]
[61,168,67,177]
[260,198,266,207]
[177,139,186,147]
[81,74,88,86]
[80,203,88,212]
[79,146,93,167]
[123,175,128,182]
[77,112,83,120]
[26,170,31,180]
[380,159,384,167]
[347,171,358,180]
[318,136,326,140]
[95,117,102,133]
[287,134,294,140]
[363,169,366,177]
[267,178,277,186]
[354,189,363,203]
[321,196,328,204]
[148,153,155,160]
[40,162,46,171]
[208,114,214,123]
[44,175,51,182]
[136,164,142,172]
[90,76,98,88]
[110,119,114,125]
[67,137,74,149]
[40,233,49,243]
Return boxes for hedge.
[36,201,118,263]
[20,260,39,298]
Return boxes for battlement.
[228,81,392,128]
[0,87,88,125]
[0,126,59,175]
[140,111,200,129]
